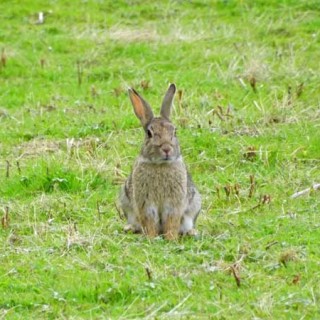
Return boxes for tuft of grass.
[1,0,320,319]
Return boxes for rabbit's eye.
[147,129,153,138]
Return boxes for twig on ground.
[96,201,101,221]
[167,294,192,315]
[224,185,231,198]
[248,175,255,198]
[1,48,6,67]
[229,254,245,288]
[6,160,11,178]
[266,240,279,250]
[77,60,82,86]
[290,183,320,199]
[249,194,271,211]
[216,187,220,199]
[234,184,240,197]
[230,265,241,287]
[145,266,152,281]
[16,161,21,175]
[1,206,10,229]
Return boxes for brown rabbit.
[119,84,201,240]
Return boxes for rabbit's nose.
[162,146,171,156]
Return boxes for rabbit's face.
[141,118,180,163]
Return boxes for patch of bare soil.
[16,138,62,159]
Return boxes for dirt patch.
[16,138,62,159]
[109,27,159,42]
[73,25,211,44]
[15,137,107,159]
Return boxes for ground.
[0,0,320,319]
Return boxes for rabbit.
[118,83,201,240]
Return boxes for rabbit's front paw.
[186,228,198,237]
[124,224,141,234]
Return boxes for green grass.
[1,0,320,318]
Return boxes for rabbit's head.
[128,84,180,163]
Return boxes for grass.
[1,0,320,318]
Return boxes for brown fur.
[119,84,201,240]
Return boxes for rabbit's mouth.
[160,154,176,162]
[160,151,173,161]
[140,154,181,164]
[153,154,175,163]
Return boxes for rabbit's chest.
[132,163,187,207]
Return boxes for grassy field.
[1,0,320,319]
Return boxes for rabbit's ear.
[160,83,176,120]
[128,88,154,128]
